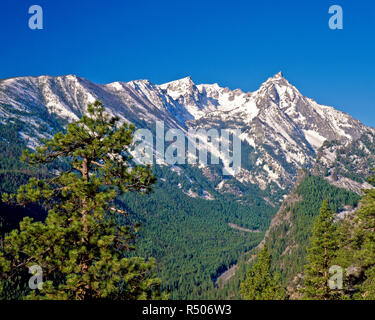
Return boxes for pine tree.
[352,182,375,299]
[240,245,285,300]
[0,100,162,300]
[303,200,340,300]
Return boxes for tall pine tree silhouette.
[352,175,375,299]
[240,245,285,300]
[0,101,162,300]
[303,200,340,300]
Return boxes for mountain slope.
[1,72,374,299]
[214,170,362,299]
[1,72,372,191]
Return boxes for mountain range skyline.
[1,0,374,127]
[2,71,372,129]
[1,70,373,194]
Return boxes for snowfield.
[0,71,372,190]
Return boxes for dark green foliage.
[240,245,285,300]
[199,172,360,300]
[302,200,341,300]
[354,188,375,299]
[219,172,361,300]
[0,101,162,300]
[0,120,48,247]
[120,164,274,299]
[0,120,44,194]
[334,175,375,300]
[0,105,279,300]
[269,173,359,284]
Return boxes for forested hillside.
[264,172,360,286]
[1,114,373,300]
[0,121,48,234]
[118,164,276,299]
[216,171,361,299]
[0,112,277,300]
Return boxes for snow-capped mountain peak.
[159,76,195,99]
[256,72,299,103]
[271,71,284,80]
[0,73,372,191]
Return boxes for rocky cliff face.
[0,72,373,197]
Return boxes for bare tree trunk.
[80,155,91,299]
[82,156,89,234]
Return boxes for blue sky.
[1,0,374,126]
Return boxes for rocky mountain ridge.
[0,72,373,196]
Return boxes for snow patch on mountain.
[0,72,372,191]
[302,129,326,149]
